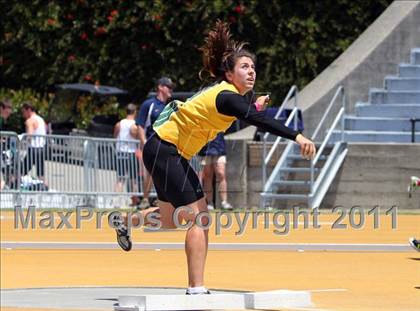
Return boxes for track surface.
[1,210,419,311]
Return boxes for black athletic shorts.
[142,134,204,208]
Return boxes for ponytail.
[199,20,255,81]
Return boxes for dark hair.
[199,20,256,81]
[126,103,137,115]
[21,101,35,111]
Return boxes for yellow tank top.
[153,81,238,159]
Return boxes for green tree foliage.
[1,0,392,103]
[0,88,51,133]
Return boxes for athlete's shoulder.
[189,81,238,102]
[198,81,239,94]
[217,80,239,93]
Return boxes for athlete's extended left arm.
[216,91,316,159]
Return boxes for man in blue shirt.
[136,77,175,208]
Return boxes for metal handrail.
[263,85,298,140]
[410,118,420,143]
[262,108,299,187]
[313,108,344,165]
[309,86,346,194]
[311,86,345,141]
[260,86,347,209]
[264,107,299,165]
[263,141,294,193]
[262,86,299,187]
[262,108,299,193]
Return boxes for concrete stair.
[261,142,348,209]
[344,116,412,131]
[410,48,420,65]
[355,103,420,117]
[332,47,420,143]
[384,77,420,91]
[398,64,420,77]
[331,130,420,143]
[369,90,420,104]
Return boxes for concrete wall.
[322,143,420,209]
[225,142,420,209]
[299,1,420,137]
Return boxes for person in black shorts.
[110,20,316,295]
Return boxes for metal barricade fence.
[0,132,204,209]
[1,131,20,192]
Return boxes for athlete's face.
[226,56,256,95]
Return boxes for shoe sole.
[409,238,420,252]
[186,291,211,295]
[116,229,132,252]
[108,213,132,252]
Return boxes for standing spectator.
[1,99,14,189]
[198,132,232,210]
[114,104,139,193]
[0,99,13,131]
[136,77,175,208]
[21,102,47,183]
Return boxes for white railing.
[309,86,346,195]
[262,86,299,187]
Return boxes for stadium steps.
[331,47,420,143]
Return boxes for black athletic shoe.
[185,289,211,295]
[409,237,420,252]
[109,213,132,252]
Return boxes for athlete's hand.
[295,134,316,160]
[254,95,270,111]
